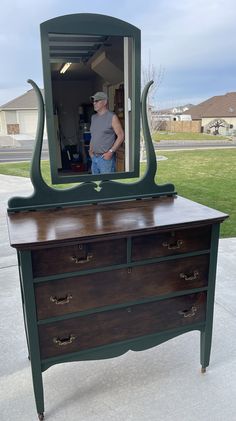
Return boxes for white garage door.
[18,110,38,136]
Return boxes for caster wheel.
[201,367,206,373]
[38,413,44,420]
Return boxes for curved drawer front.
[39,292,206,359]
[35,254,209,320]
[132,225,211,261]
[32,238,127,277]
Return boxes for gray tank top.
[90,111,116,153]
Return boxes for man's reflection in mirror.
[88,92,124,174]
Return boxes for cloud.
[138,0,236,106]
[141,0,236,67]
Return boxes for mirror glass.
[41,15,141,184]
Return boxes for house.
[0,89,44,137]
[150,104,199,133]
[149,103,199,132]
[183,92,236,135]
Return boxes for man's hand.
[102,150,113,160]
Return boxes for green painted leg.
[200,330,212,373]
[20,251,45,417]
[200,223,220,373]
[18,252,31,360]
[22,303,31,360]
[30,362,45,418]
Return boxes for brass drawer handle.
[71,253,93,264]
[53,334,76,346]
[179,270,199,281]
[50,294,72,305]
[178,305,197,318]
[162,240,183,250]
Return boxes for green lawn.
[0,149,235,238]
[154,149,235,238]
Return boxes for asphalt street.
[0,135,49,162]
[0,148,49,162]
[1,140,236,163]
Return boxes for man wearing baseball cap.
[89,91,124,174]
[90,92,108,102]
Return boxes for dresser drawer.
[35,254,209,320]
[132,226,211,261]
[32,238,127,277]
[39,292,206,359]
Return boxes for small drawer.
[32,238,127,277]
[132,226,211,261]
[35,254,209,320]
[38,292,206,359]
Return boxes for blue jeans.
[91,155,116,174]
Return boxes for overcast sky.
[1,0,236,109]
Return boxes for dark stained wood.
[7,196,228,249]
[32,238,126,277]
[132,225,211,260]
[39,292,206,359]
[35,255,209,320]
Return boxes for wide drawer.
[32,238,127,277]
[38,292,206,359]
[35,254,209,320]
[132,225,211,261]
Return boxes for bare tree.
[207,119,228,135]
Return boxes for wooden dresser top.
[7,196,228,249]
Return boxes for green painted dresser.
[7,194,227,420]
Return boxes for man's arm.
[111,114,125,151]
[89,115,94,158]
[89,143,94,158]
[103,114,124,160]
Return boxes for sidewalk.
[158,138,236,146]
[0,174,236,421]
[157,137,236,150]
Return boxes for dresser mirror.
[8,14,175,212]
[40,14,141,184]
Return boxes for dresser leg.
[18,252,31,361]
[19,251,45,418]
[31,367,44,420]
[200,330,211,371]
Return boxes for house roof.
[0,88,44,110]
[183,92,236,119]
